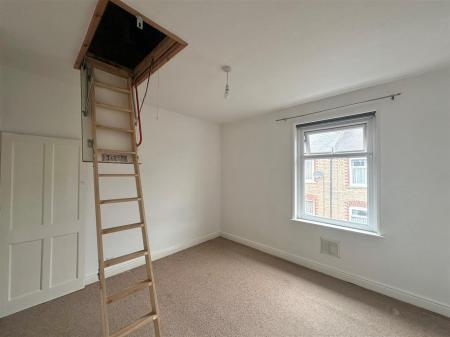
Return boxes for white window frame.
[349,206,368,225]
[294,114,379,233]
[349,157,367,187]
[304,159,315,183]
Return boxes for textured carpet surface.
[1,237,449,337]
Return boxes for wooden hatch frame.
[74,0,187,85]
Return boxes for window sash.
[295,114,377,233]
[304,123,367,155]
[303,152,371,160]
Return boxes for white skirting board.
[220,232,450,318]
[84,231,220,285]
[84,230,449,318]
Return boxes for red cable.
[134,84,143,147]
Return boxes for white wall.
[2,56,449,317]
[221,66,450,316]
[0,65,3,128]
[0,64,221,282]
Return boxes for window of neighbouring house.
[295,113,378,233]
[304,200,315,215]
[349,207,368,225]
[305,160,315,183]
[349,158,367,187]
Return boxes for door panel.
[0,133,84,317]
[9,239,43,299]
[52,143,80,225]
[50,233,79,287]
[11,141,46,229]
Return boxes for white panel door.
[0,133,84,317]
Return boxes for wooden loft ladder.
[74,1,187,335]
[89,61,161,337]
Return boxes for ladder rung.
[95,81,130,94]
[99,173,138,177]
[97,148,136,155]
[100,197,142,205]
[96,124,133,133]
[109,312,158,337]
[96,102,132,113]
[106,279,152,304]
[102,222,144,235]
[98,161,142,165]
[104,250,148,268]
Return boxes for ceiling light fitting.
[222,65,231,99]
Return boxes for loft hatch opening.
[76,0,187,163]
[89,2,165,69]
[74,0,187,84]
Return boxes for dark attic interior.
[74,0,187,85]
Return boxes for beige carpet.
[1,237,449,337]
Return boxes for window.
[305,160,315,183]
[349,158,367,187]
[349,207,368,225]
[295,113,377,233]
[304,200,315,215]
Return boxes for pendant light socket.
[222,65,231,99]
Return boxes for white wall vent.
[320,237,340,258]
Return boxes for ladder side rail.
[90,67,110,337]
[127,79,162,337]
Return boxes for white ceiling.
[1,1,450,123]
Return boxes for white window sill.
[291,218,383,238]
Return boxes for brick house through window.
[304,158,368,223]
[296,113,377,232]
